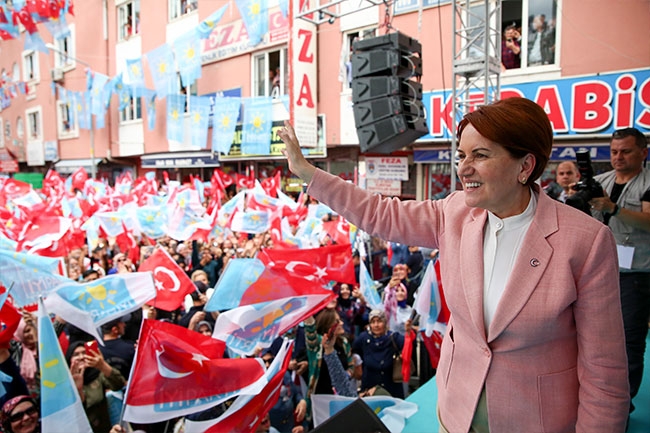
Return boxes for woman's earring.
[520,177,527,184]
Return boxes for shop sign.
[366,179,402,196]
[201,7,289,64]
[421,68,650,140]
[365,157,409,180]
[141,153,221,168]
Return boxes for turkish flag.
[0,296,21,347]
[116,225,140,265]
[202,340,294,433]
[213,168,234,189]
[139,248,196,311]
[70,167,88,191]
[322,218,350,246]
[258,243,356,285]
[421,330,444,369]
[17,215,72,252]
[402,329,416,383]
[260,170,281,198]
[2,178,31,198]
[124,319,267,423]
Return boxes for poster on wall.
[365,157,409,181]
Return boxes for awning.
[54,158,99,174]
[140,151,220,169]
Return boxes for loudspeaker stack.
[351,32,427,154]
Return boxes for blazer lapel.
[460,209,488,341]
[487,190,559,342]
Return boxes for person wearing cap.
[99,316,135,379]
[1,395,40,433]
[351,309,409,399]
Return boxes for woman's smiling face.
[457,124,534,219]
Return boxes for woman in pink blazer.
[279,98,629,433]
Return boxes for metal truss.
[450,0,502,191]
[295,0,392,25]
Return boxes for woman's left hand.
[294,399,307,423]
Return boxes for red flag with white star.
[123,319,267,423]
[139,247,196,311]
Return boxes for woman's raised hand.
[278,121,316,183]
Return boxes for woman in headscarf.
[0,395,40,433]
[10,316,39,400]
[65,340,126,432]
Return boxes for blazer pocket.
[537,366,578,433]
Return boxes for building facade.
[0,0,648,198]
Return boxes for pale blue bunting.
[173,30,202,88]
[90,72,109,116]
[197,4,229,39]
[241,96,273,155]
[279,0,288,17]
[106,74,123,107]
[126,57,145,88]
[235,0,269,46]
[189,95,211,149]
[43,12,71,40]
[141,88,157,130]
[211,96,241,154]
[74,91,91,130]
[145,44,178,98]
[167,94,186,142]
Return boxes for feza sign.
[422,68,650,140]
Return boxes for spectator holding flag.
[279,97,629,432]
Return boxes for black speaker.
[311,398,390,433]
[352,76,422,104]
[351,31,426,154]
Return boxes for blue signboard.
[420,68,650,141]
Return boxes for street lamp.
[46,43,97,179]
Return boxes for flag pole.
[118,313,147,430]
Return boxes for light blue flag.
[0,287,9,311]
[95,112,106,129]
[241,97,273,155]
[91,73,109,115]
[173,30,202,88]
[0,371,11,399]
[145,44,178,98]
[106,74,123,108]
[211,96,241,154]
[197,4,229,39]
[44,273,156,342]
[38,299,92,433]
[359,259,382,310]
[142,89,158,130]
[205,258,266,312]
[167,94,186,142]
[278,0,288,17]
[0,232,17,251]
[0,250,68,307]
[135,205,168,239]
[126,57,145,88]
[43,12,71,41]
[230,209,270,234]
[73,91,90,130]
[24,31,48,54]
[189,95,211,149]
[235,0,269,46]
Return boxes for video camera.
[565,150,604,214]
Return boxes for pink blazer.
[308,169,629,433]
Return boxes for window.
[22,51,38,82]
[120,96,142,122]
[501,0,557,70]
[118,0,140,41]
[179,74,198,112]
[57,101,78,137]
[342,27,377,89]
[26,108,42,141]
[53,25,75,70]
[16,117,24,139]
[169,0,197,21]
[253,48,288,98]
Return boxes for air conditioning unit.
[51,68,64,82]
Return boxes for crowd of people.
[1,99,648,433]
[1,209,435,433]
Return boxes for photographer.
[589,127,650,417]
